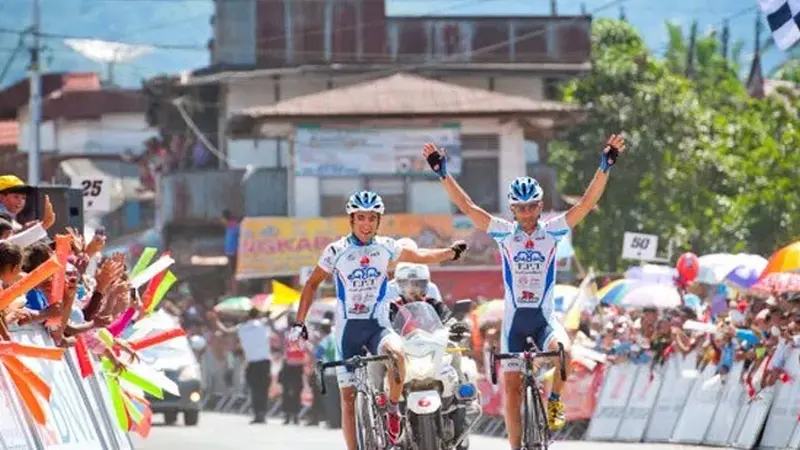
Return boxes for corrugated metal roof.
[234,73,581,121]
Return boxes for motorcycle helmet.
[395,263,430,299]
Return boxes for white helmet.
[396,238,418,250]
[345,190,385,215]
[395,263,430,298]
[395,263,430,281]
[508,176,544,204]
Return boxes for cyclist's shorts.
[336,318,401,387]
[501,308,569,373]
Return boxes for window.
[365,177,406,214]
[320,178,361,217]
[544,78,561,101]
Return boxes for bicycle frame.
[489,339,567,450]
[318,352,400,450]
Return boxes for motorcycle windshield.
[392,302,445,337]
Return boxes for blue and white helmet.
[508,176,544,204]
[345,190,385,215]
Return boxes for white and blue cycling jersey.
[317,234,403,382]
[486,214,571,360]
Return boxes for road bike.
[490,337,567,450]
[318,349,401,450]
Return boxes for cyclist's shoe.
[547,399,566,431]
[386,410,402,444]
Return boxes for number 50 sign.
[621,232,659,261]
[72,177,111,213]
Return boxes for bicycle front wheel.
[523,383,550,449]
[355,392,377,450]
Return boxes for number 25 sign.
[72,177,111,213]
[621,232,659,261]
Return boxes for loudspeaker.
[17,185,84,236]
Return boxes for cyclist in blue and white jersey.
[423,134,625,449]
[292,191,468,450]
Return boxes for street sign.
[621,232,659,261]
[72,177,111,213]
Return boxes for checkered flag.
[759,0,800,50]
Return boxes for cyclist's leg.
[370,321,406,443]
[372,326,405,403]
[338,321,370,450]
[501,310,534,449]
[538,316,571,430]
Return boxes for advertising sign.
[236,213,572,279]
[294,124,462,176]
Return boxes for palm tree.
[759,38,800,82]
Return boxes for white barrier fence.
[586,348,800,449]
[0,325,134,450]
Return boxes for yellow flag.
[271,280,301,306]
[564,268,596,331]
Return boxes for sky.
[0,0,786,89]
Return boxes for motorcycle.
[391,301,481,450]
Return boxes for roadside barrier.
[585,348,800,449]
[0,324,134,450]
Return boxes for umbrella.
[697,254,743,285]
[725,255,769,289]
[750,272,800,296]
[213,296,252,315]
[251,294,271,311]
[597,279,639,305]
[761,241,800,277]
[625,264,677,285]
[618,283,683,309]
[553,284,579,313]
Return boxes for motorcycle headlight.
[406,352,437,380]
[179,364,201,382]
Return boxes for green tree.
[550,19,800,271]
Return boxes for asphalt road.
[131,412,713,450]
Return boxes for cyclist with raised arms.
[292,191,468,449]
[422,134,625,449]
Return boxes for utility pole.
[28,0,42,185]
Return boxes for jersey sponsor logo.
[512,249,546,274]
[519,290,540,303]
[346,256,383,291]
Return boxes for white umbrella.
[620,284,682,309]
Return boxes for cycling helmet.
[508,176,544,204]
[345,190,385,215]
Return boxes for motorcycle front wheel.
[410,413,441,450]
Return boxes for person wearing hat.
[0,175,55,232]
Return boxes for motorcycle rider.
[389,262,450,323]
[387,238,444,304]
[422,135,625,447]
[293,191,469,449]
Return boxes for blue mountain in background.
[0,0,783,89]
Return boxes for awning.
[58,158,154,214]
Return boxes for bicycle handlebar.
[489,342,568,385]
[317,353,394,395]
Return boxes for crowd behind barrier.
[0,324,134,450]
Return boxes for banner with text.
[293,124,462,176]
[236,213,572,279]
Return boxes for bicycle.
[489,337,568,450]
[318,348,401,450]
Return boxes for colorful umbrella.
[761,241,800,277]
[725,255,769,289]
[250,294,271,311]
[597,279,638,305]
[697,254,743,285]
[213,296,252,315]
[750,272,800,295]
